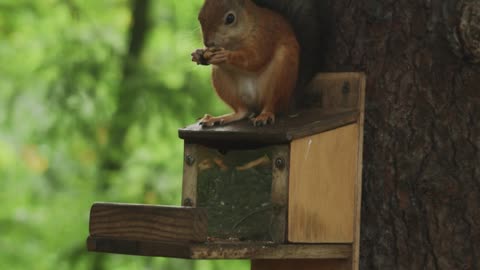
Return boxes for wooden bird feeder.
[87,72,366,270]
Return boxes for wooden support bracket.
[87,237,352,260]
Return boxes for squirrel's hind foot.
[251,112,275,126]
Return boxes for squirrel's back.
[253,0,332,107]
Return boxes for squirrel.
[191,0,329,127]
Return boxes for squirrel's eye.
[225,13,235,25]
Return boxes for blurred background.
[0,0,248,269]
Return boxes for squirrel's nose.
[204,41,216,48]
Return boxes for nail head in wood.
[184,198,194,207]
[275,157,286,170]
[185,155,196,166]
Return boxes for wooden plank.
[252,259,351,270]
[179,109,358,145]
[182,144,198,207]
[89,203,207,243]
[87,236,352,259]
[270,145,290,243]
[190,243,351,260]
[87,236,191,258]
[288,124,359,243]
[352,73,366,270]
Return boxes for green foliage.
[0,0,246,269]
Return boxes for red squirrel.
[192,0,329,127]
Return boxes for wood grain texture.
[352,73,366,270]
[270,145,290,243]
[182,144,198,207]
[190,243,351,260]
[87,237,352,259]
[251,259,350,270]
[289,124,359,243]
[89,203,207,243]
[179,108,358,145]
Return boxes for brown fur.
[194,0,299,126]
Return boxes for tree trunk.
[100,0,151,180]
[324,0,480,269]
[92,1,151,269]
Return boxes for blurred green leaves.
[0,0,244,269]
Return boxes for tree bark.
[323,0,480,269]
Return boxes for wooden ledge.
[179,109,358,145]
[87,203,351,259]
[89,203,208,243]
[87,237,352,260]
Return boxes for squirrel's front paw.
[198,114,225,127]
[208,49,230,65]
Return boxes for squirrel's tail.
[253,0,333,109]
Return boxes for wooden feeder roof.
[179,108,359,145]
